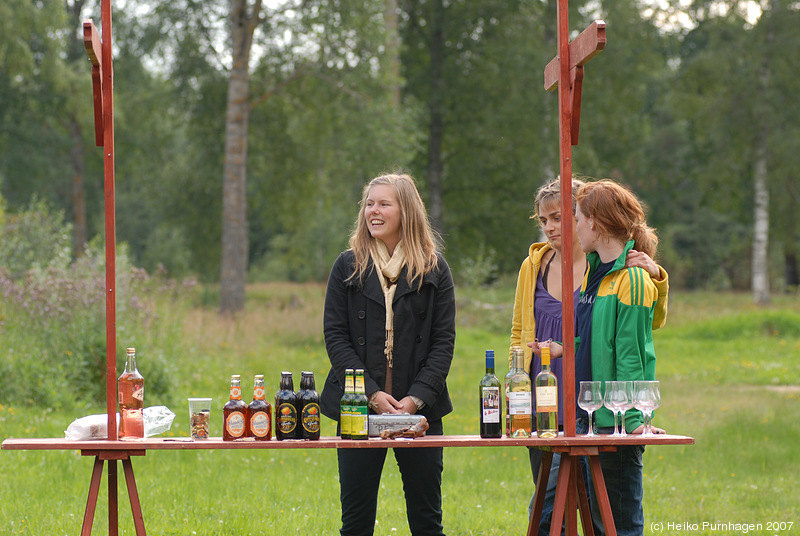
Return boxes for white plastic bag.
[65,413,119,440]
[143,406,175,437]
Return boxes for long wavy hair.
[348,173,441,288]
[575,179,659,258]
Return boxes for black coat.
[320,250,456,423]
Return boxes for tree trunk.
[426,0,445,233]
[752,140,770,305]
[383,0,401,107]
[220,0,262,314]
[752,1,773,306]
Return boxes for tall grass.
[1,284,799,535]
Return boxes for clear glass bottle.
[509,346,532,438]
[247,374,272,441]
[223,374,247,441]
[275,371,298,440]
[351,369,369,440]
[479,350,502,438]
[298,371,320,440]
[535,345,559,438]
[504,346,522,437]
[339,369,355,439]
[118,347,144,438]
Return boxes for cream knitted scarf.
[371,240,406,386]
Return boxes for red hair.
[576,179,658,258]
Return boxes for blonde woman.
[320,173,456,536]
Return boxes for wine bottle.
[535,345,558,438]
[509,347,532,438]
[479,350,502,438]
[504,345,522,437]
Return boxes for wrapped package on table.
[368,414,428,438]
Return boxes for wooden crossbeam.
[83,20,104,147]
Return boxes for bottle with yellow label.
[535,345,559,438]
[275,371,298,440]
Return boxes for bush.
[0,202,194,409]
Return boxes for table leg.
[527,450,553,536]
[588,455,617,536]
[575,463,594,536]
[81,457,104,536]
[549,454,574,536]
[122,458,147,535]
[109,459,118,536]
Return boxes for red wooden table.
[2,433,693,536]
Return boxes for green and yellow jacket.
[578,240,658,431]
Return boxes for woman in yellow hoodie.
[510,177,668,535]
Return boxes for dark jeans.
[594,427,645,536]
[529,418,598,536]
[337,419,445,536]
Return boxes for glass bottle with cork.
[118,347,144,439]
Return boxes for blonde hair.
[349,173,441,287]
[532,176,586,221]
[575,179,658,258]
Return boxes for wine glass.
[634,381,661,436]
[578,381,603,437]
[603,381,622,436]
[617,381,635,436]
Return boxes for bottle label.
[231,386,242,399]
[254,386,265,400]
[481,387,501,423]
[132,385,144,402]
[302,403,321,433]
[250,411,271,437]
[340,404,352,436]
[508,391,532,415]
[536,387,558,412]
[351,407,368,436]
[277,403,297,433]
[226,411,246,437]
[355,375,365,393]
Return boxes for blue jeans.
[594,427,645,536]
[337,419,445,536]
[529,418,595,536]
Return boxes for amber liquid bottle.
[223,375,247,441]
[275,372,298,440]
[118,347,144,438]
[247,374,272,440]
[298,371,321,440]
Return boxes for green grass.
[1,286,799,534]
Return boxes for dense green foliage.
[1,0,800,291]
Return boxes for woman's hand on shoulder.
[625,249,660,280]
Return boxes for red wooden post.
[545,8,606,438]
[84,1,120,533]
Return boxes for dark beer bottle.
[247,374,272,441]
[275,372,298,440]
[223,375,247,441]
[298,371,321,440]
